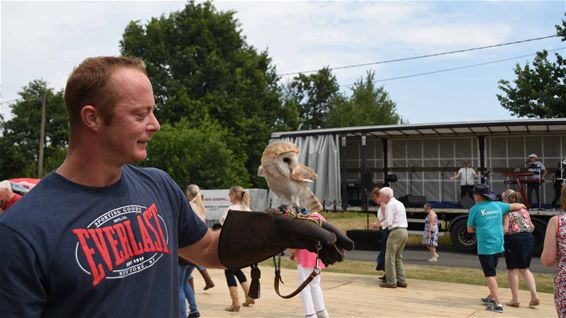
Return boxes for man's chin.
[131,151,148,163]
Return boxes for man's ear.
[80,105,102,132]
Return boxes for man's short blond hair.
[64,56,147,129]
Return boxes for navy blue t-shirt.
[0,165,208,317]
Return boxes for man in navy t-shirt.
[0,57,353,317]
[0,57,223,317]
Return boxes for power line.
[340,47,565,87]
[0,98,22,105]
[279,34,559,77]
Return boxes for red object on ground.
[9,178,41,185]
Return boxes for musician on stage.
[450,160,480,200]
[526,154,547,208]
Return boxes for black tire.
[530,218,547,257]
[450,218,477,253]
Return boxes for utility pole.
[38,93,46,177]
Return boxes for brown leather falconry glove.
[218,210,354,269]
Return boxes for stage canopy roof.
[271,118,566,139]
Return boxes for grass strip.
[261,256,554,294]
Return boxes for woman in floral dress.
[422,203,439,262]
[541,184,566,317]
[501,190,539,307]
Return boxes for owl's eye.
[283,158,291,165]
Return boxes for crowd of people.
[368,181,565,316]
[0,55,565,317]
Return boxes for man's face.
[473,193,483,202]
[530,157,537,163]
[98,68,160,165]
[463,161,469,167]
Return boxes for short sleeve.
[0,224,46,317]
[495,202,511,215]
[178,196,208,248]
[467,208,476,227]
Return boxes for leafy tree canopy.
[326,70,402,127]
[140,118,250,189]
[120,0,289,186]
[282,67,341,130]
[497,14,566,118]
[0,80,67,179]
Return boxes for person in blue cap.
[467,183,525,313]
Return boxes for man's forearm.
[179,230,224,269]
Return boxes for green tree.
[283,67,341,130]
[140,119,250,189]
[497,15,566,118]
[326,71,402,127]
[120,1,286,186]
[0,80,67,178]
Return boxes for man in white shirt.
[450,160,479,201]
[377,187,409,288]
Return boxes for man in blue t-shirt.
[467,183,525,313]
[0,56,352,317]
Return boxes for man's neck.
[56,148,123,187]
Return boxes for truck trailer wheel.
[450,219,477,252]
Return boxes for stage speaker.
[361,172,373,192]
[398,195,427,207]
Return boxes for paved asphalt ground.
[346,247,554,274]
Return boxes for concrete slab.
[187,267,556,317]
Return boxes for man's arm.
[509,203,526,211]
[449,169,461,180]
[0,225,47,316]
[380,204,393,229]
[467,209,476,233]
[178,230,224,269]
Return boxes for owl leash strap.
[248,212,323,300]
[218,209,353,300]
[273,242,322,299]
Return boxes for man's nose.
[148,112,160,132]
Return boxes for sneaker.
[486,303,503,313]
[396,281,407,288]
[379,275,387,282]
[427,256,437,262]
[188,312,200,318]
[379,282,397,288]
[481,296,495,304]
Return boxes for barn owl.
[257,140,323,212]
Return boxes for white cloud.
[1,0,563,122]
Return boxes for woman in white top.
[220,186,255,312]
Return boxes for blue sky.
[1,1,565,124]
